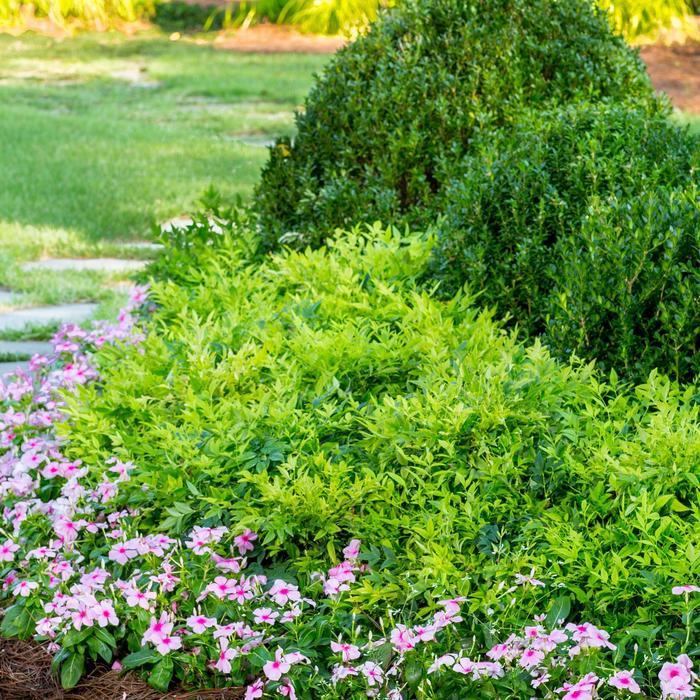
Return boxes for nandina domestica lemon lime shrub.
[0,221,687,695]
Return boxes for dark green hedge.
[432,102,700,382]
[255,0,656,250]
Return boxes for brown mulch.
[641,39,700,114]
[0,638,243,700]
[211,24,345,54]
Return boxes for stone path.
[0,340,54,376]
[0,303,98,332]
[0,340,54,356]
[21,258,148,273]
[0,289,14,307]
[0,237,164,380]
[0,361,29,375]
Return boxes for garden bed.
[0,638,242,699]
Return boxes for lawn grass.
[0,31,327,327]
[682,112,700,135]
[0,32,326,250]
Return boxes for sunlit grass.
[0,31,327,330]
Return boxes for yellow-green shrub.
[61,225,700,640]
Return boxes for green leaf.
[405,655,423,687]
[148,656,174,692]
[61,652,85,689]
[122,647,160,669]
[94,627,117,648]
[546,595,571,628]
[87,635,113,663]
[62,626,93,648]
[51,647,71,673]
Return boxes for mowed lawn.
[0,33,328,260]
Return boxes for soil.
[211,24,345,54]
[640,40,700,114]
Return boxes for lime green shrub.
[599,0,692,41]
[61,225,700,638]
[0,0,154,25]
[276,0,394,35]
[255,0,655,250]
[433,102,700,382]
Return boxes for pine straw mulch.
[0,638,243,700]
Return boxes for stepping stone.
[0,340,53,358]
[160,216,194,232]
[161,216,223,234]
[21,258,148,273]
[0,289,14,307]
[0,360,30,377]
[0,303,98,332]
[232,134,276,148]
[121,241,163,252]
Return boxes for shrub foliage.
[433,102,700,382]
[63,226,700,640]
[255,0,655,249]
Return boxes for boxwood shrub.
[255,0,656,249]
[432,102,700,382]
[61,225,700,640]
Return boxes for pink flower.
[331,640,361,663]
[108,541,139,565]
[187,614,217,634]
[143,613,174,645]
[254,608,279,625]
[331,665,358,683]
[268,579,301,606]
[123,585,156,610]
[155,634,182,655]
[54,518,81,545]
[212,639,238,673]
[71,604,94,631]
[390,624,416,653]
[14,580,38,597]
[0,540,19,562]
[659,657,695,699]
[205,576,237,601]
[672,585,700,595]
[185,525,226,555]
[94,600,119,627]
[519,648,545,669]
[452,657,476,675]
[234,529,257,555]
[514,568,545,587]
[428,654,456,674]
[212,553,244,572]
[361,661,383,686]
[342,539,361,561]
[608,670,641,694]
[263,648,291,681]
[278,681,296,699]
[245,679,264,700]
